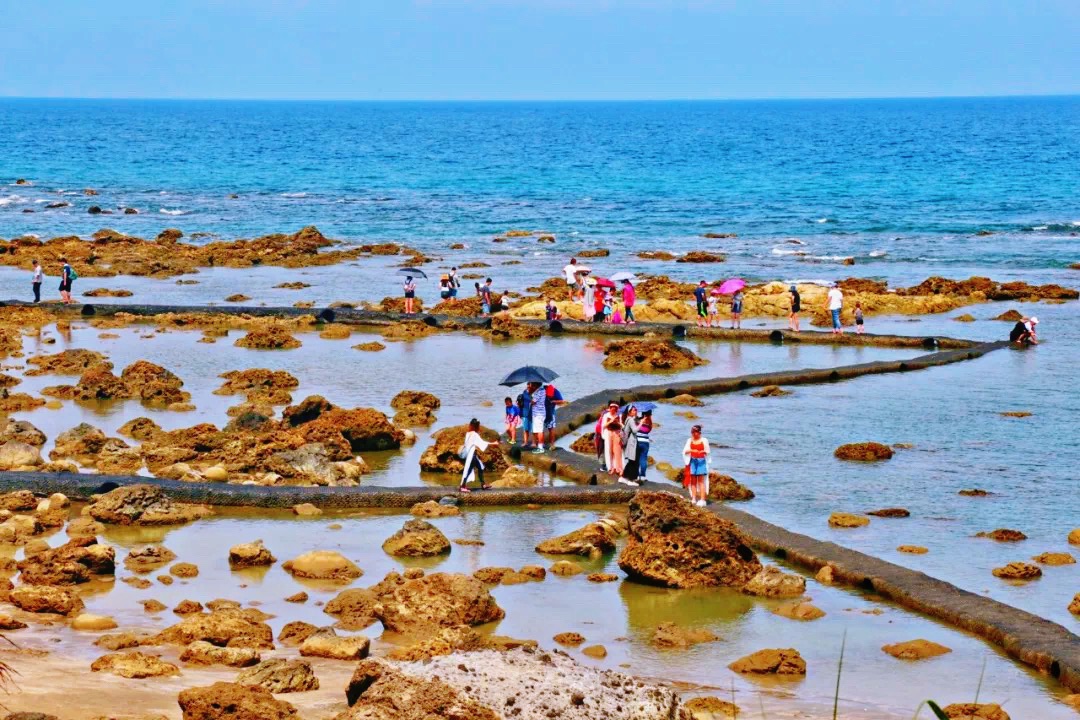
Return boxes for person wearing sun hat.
[1009,316,1039,345]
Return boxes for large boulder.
[298,628,371,660]
[17,537,115,585]
[180,640,261,667]
[178,682,298,720]
[419,424,508,475]
[228,540,276,569]
[618,492,761,588]
[0,441,43,471]
[324,588,380,630]
[707,473,755,501]
[374,572,505,634]
[10,585,84,615]
[390,390,441,426]
[728,648,806,675]
[344,649,683,720]
[535,517,622,557]
[282,550,362,582]
[340,658,499,720]
[834,442,894,462]
[382,519,451,557]
[0,419,46,446]
[743,566,806,598]
[265,443,366,486]
[91,651,180,678]
[87,484,213,526]
[236,658,319,693]
[151,608,274,648]
[602,339,707,372]
[301,407,404,452]
[51,423,109,458]
[941,704,1010,720]
[0,490,37,511]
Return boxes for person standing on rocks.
[543,383,566,449]
[563,257,583,301]
[621,279,637,324]
[460,418,497,493]
[517,386,533,449]
[480,278,494,317]
[448,267,460,301]
[788,285,801,331]
[31,259,43,303]
[635,408,653,482]
[602,401,624,476]
[854,301,865,334]
[582,279,596,322]
[403,275,417,315]
[825,282,844,335]
[682,424,711,506]
[58,257,75,304]
[618,404,641,486]
[528,381,547,453]
[504,397,521,444]
[694,281,708,328]
[730,289,744,330]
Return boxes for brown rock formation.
[602,339,707,372]
[618,491,761,588]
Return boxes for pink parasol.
[717,278,746,295]
[594,277,617,289]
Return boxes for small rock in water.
[868,507,910,518]
[991,562,1041,581]
[975,528,1026,542]
[898,545,929,554]
[728,648,806,675]
[582,644,607,659]
[940,703,1010,720]
[828,512,870,528]
[554,632,585,647]
[292,503,321,517]
[772,601,825,621]
[1032,552,1075,566]
[882,639,952,660]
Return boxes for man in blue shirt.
[693,280,708,327]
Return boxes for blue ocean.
[1,96,1079,283]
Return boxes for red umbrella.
[594,277,616,289]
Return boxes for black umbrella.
[396,268,428,279]
[499,365,560,387]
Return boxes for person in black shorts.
[788,285,801,331]
[58,258,74,304]
[693,281,708,327]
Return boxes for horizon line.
[1,92,1078,104]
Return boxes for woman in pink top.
[621,280,636,324]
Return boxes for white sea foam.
[281,192,308,198]
[814,217,830,223]
[771,247,807,256]
[159,208,185,216]
[1031,225,1049,231]
[0,195,24,206]
[811,255,854,262]
[1072,221,1080,227]
[868,250,887,257]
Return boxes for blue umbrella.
[621,401,657,413]
[499,365,560,387]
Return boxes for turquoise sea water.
[0,98,1078,714]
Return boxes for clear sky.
[2,0,1078,101]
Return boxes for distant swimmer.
[1009,316,1039,345]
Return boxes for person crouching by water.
[1010,316,1039,345]
[682,424,711,507]
[460,418,498,493]
[503,397,520,444]
[403,275,416,315]
[618,404,641,486]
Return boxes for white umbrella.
[610,271,636,282]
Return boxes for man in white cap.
[1009,316,1039,345]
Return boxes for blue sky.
[1,0,1078,100]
